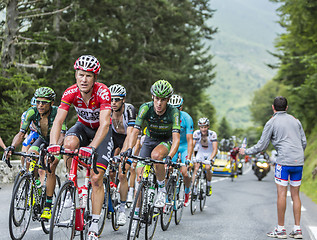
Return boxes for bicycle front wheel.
[9,174,32,240]
[190,174,199,215]
[41,174,62,234]
[160,178,175,231]
[127,181,145,239]
[145,187,159,240]
[199,177,207,211]
[49,180,76,240]
[174,177,185,225]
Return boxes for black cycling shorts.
[66,121,113,171]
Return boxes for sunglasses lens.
[36,100,50,105]
[112,98,122,102]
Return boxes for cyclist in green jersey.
[122,80,180,234]
[4,87,67,219]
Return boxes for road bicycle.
[3,146,61,240]
[126,155,164,240]
[190,160,207,215]
[160,160,185,231]
[49,148,98,240]
[90,156,121,237]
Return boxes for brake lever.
[2,151,12,168]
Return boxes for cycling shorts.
[274,164,303,187]
[136,135,171,168]
[66,121,113,171]
[194,147,212,165]
[23,131,39,147]
[112,130,126,151]
[172,144,187,164]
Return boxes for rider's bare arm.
[89,109,111,149]
[0,136,6,149]
[168,132,180,158]
[186,133,194,160]
[120,126,134,153]
[50,108,68,145]
[127,127,141,150]
[11,131,26,148]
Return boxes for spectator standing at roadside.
[240,96,306,239]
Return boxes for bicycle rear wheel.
[49,180,76,240]
[174,177,185,225]
[127,181,145,239]
[41,174,62,234]
[9,174,32,240]
[190,175,199,215]
[160,178,175,231]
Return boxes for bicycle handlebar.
[128,155,166,165]
[58,148,99,175]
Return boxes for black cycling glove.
[165,156,172,165]
[121,148,132,158]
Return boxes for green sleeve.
[172,107,181,131]
[135,103,149,128]
[20,108,35,133]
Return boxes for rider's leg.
[181,166,191,189]
[205,164,212,182]
[90,168,106,232]
[119,163,130,215]
[151,144,169,182]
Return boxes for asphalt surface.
[1,163,317,240]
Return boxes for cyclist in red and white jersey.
[193,117,218,196]
[48,55,113,240]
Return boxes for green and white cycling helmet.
[151,80,173,98]
[34,87,56,101]
[109,84,126,97]
[169,94,183,108]
[198,117,210,126]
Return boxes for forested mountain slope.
[207,0,282,128]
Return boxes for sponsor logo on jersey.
[96,86,110,101]
[75,107,100,123]
[63,88,78,97]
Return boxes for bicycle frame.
[67,154,91,231]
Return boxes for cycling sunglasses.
[36,100,51,105]
[111,97,123,102]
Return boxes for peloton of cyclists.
[193,117,218,197]
[168,94,194,207]
[48,55,113,240]
[108,84,137,226]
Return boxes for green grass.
[300,126,317,204]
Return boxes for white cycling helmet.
[74,55,101,75]
[168,94,183,108]
[198,117,210,126]
[109,84,126,97]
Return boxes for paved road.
[1,164,317,240]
